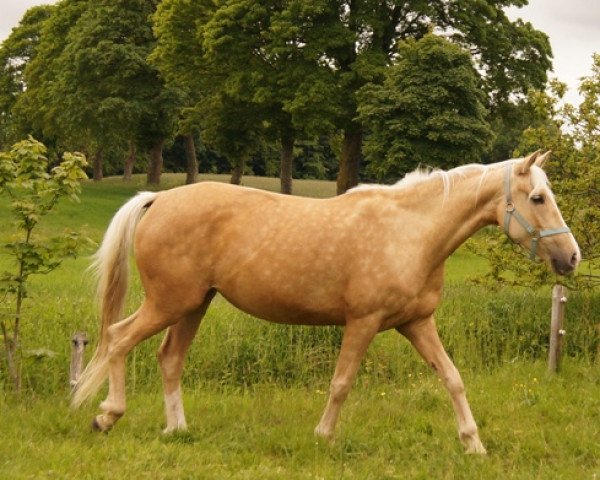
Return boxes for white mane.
[349,163,491,198]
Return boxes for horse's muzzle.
[551,252,580,276]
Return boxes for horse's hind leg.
[93,301,176,432]
[158,290,216,434]
[397,316,486,454]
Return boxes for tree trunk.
[147,137,165,185]
[230,160,244,185]
[336,129,363,195]
[280,135,294,195]
[183,134,198,184]
[2,244,27,392]
[1,326,20,393]
[92,150,103,182]
[123,141,136,182]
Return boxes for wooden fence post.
[548,285,567,373]
[70,332,88,388]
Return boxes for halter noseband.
[503,164,570,260]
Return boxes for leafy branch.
[0,137,90,392]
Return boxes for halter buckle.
[506,202,515,213]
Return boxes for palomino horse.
[73,151,580,454]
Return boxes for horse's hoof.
[464,439,487,455]
[313,426,335,443]
[91,416,109,434]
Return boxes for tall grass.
[1,174,598,396]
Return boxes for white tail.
[71,191,158,408]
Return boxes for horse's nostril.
[570,252,579,266]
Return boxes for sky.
[0,0,598,105]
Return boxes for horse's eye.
[531,195,545,205]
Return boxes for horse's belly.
[212,248,349,325]
[219,288,346,326]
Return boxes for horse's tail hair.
[71,191,158,408]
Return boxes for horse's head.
[497,151,580,275]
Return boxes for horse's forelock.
[530,165,552,190]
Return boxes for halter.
[503,164,571,260]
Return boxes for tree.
[12,0,89,152]
[475,56,600,289]
[150,0,217,185]
[153,1,550,192]
[357,34,494,180]
[199,0,297,192]
[0,137,89,392]
[15,0,179,184]
[64,0,181,184]
[294,0,552,192]
[153,0,250,185]
[153,0,340,192]
[0,5,54,147]
[484,99,535,163]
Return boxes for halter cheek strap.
[503,164,571,260]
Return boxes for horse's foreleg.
[158,291,215,434]
[93,302,173,432]
[314,317,379,441]
[397,316,486,454]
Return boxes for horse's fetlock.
[314,424,335,442]
[459,423,479,443]
[100,400,125,418]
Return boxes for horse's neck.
[409,167,503,267]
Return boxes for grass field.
[1,173,599,478]
[1,362,599,479]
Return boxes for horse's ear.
[518,150,541,174]
[535,150,551,168]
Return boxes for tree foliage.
[152,0,553,191]
[0,5,54,147]
[1,1,555,186]
[10,0,181,184]
[286,0,552,191]
[152,0,341,190]
[12,0,88,146]
[358,34,494,180]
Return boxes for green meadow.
[1,174,598,479]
